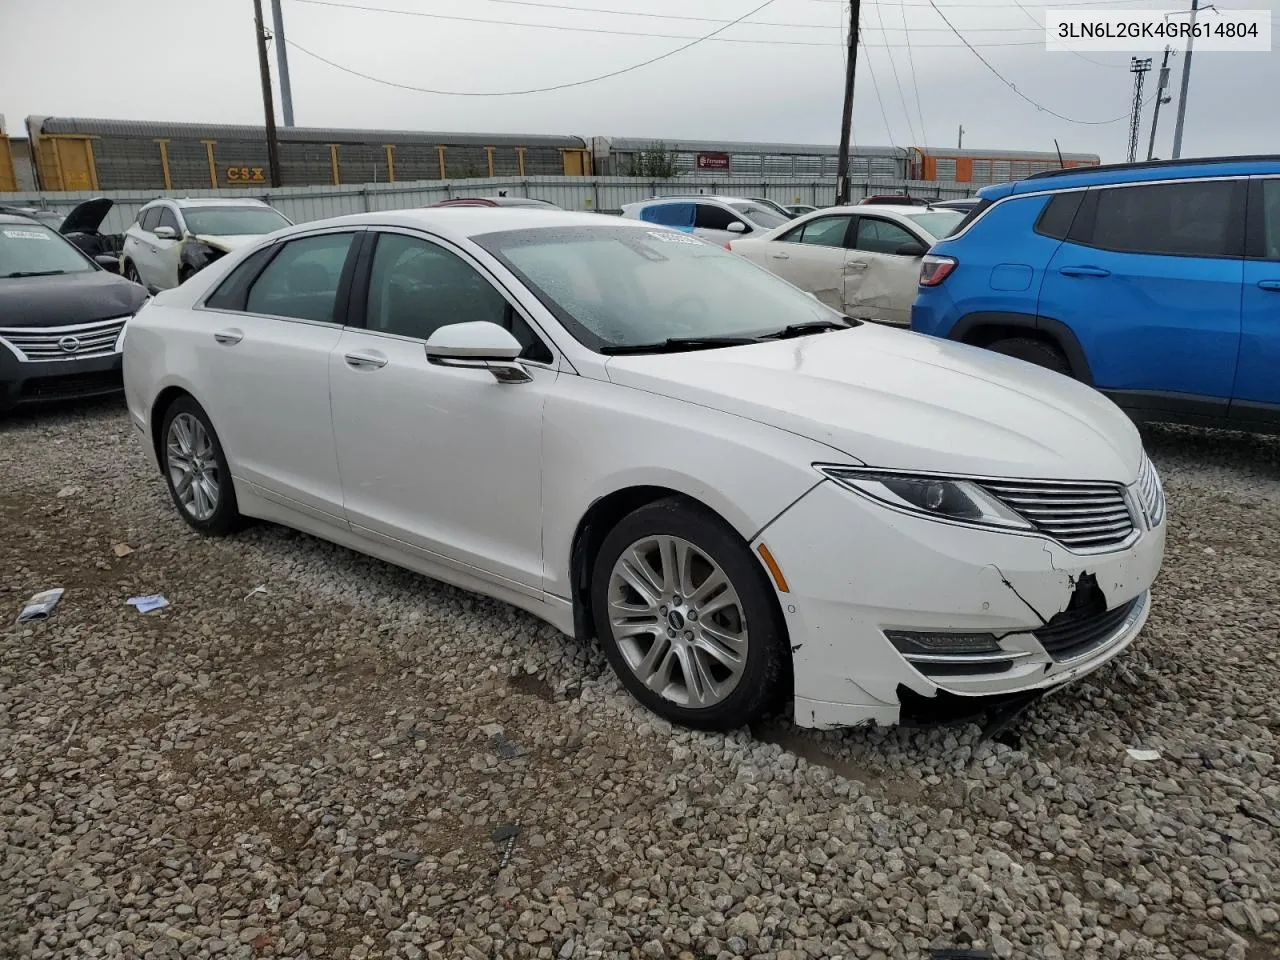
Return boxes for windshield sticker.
[2,229,51,240]
[646,231,701,245]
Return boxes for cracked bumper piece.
[754,478,1166,729]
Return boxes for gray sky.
[2,0,1277,162]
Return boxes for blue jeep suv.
[911,156,1280,434]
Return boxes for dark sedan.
[0,213,148,412]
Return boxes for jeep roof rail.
[1024,154,1280,182]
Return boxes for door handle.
[770,252,790,260]
[345,351,388,369]
[213,329,243,345]
[1058,265,1111,278]
[1257,280,1280,292]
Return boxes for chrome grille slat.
[0,318,127,362]
[978,476,1135,550]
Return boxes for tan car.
[727,204,964,325]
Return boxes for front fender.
[541,374,842,600]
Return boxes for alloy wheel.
[166,413,220,522]
[607,535,749,708]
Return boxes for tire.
[158,396,242,536]
[123,260,143,285]
[590,497,787,731]
[987,336,1072,377]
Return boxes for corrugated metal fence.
[4,175,974,235]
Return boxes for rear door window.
[244,232,358,323]
[638,202,695,232]
[1071,180,1245,258]
[853,217,919,255]
[779,215,854,248]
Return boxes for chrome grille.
[979,478,1135,550]
[1135,455,1165,529]
[0,317,127,362]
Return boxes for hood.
[193,234,262,253]
[604,324,1144,483]
[59,197,113,235]
[0,270,149,327]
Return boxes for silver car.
[620,196,793,247]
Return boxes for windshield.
[905,210,965,240]
[728,203,790,230]
[476,224,846,351]
[0,223,94,278]
[182,206,291,237]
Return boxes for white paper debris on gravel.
[1126,747,1163,761]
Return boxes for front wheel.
[590,498,788,731]
[159,396,242,536]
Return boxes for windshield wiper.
[762,318,858,339]
[600,335,764,355]
[5,270,69,278]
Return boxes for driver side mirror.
[895,240,927,257]
[726,221,748,233]
[424,321,532,384]
[94,254,121,271]
[153,225,178,240]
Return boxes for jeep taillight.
[919,254,957,287]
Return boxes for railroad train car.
[589,137,910,180]
[7,115,1100,193]
[907,146,1100,185]
[21,116,593,191]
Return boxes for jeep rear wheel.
[987,337,1072,377]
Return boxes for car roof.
[266,208,637,242]
[1004,154,1280,195]
[0,212,43,225]
[627,196,756,206]
[146,197,273,208]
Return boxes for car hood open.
[59,197,113,235]
[604,324,1143,483]
[0,270,148,328]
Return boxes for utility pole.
[957,125,964,149]
[835,0,861,206]
[1146,46,1174,160]
[270,0,296,127]
[1170,0,1199,159]
[1127,57,1152,164]
[252,0,283,187]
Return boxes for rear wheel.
[159,396,242,536]
[590,498,787,731]
[987,337,1072,377]
[123,260,143,285]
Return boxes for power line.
[872,0,920,144]
[1009,0,1131,68]
[289,0,1056,46]
[926,0,1137,124]
[283,0,788,96]
[896,1,929,149]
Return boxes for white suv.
[122,198,292,292]
[620,196,792,246]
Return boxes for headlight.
[818,465,1033,530]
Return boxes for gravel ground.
[1,398,1277,960]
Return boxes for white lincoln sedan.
[122,209,1167,732]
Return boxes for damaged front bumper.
[754,477,1166,730]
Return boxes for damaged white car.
[728,204,964,326]
[122,209,1166,733]
[121,198,292,293]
